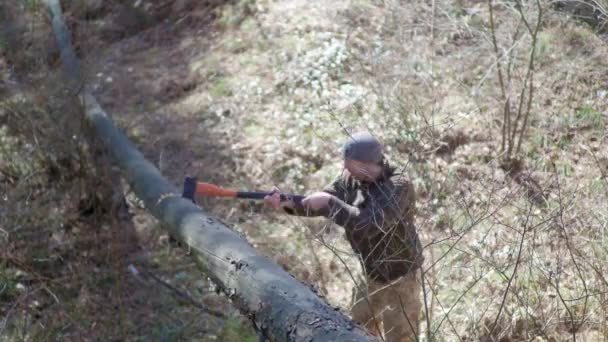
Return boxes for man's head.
[341,131,384,182]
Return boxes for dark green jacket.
[284,166,424,283]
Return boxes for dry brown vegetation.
[1,0,607,341]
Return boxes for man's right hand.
[263,186,295,210]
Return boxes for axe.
[182,176,305,205]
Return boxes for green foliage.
[218,317,257,342]
[225,36,251,54]
[243,120,263,138]
[239,17,257,34]
[209,77,233,97]
[149,322,189,341]
[555,160,574,176]
[590,178,605,194]
[448,2,467,17]
[557,106,604,133]
[23,0,38,10]
[535,31,555,63]
[0,262,19,303]
[434,211,454,230]
[531,131,549,150]
[0,125,37,180]
[398,127,419,143]
[218,0,256,29]
[465,13,486,30]
[557,134,572,150]
[575,106,604,129]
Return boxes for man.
[264,131,424,342]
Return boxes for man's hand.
[263,186,295,210]
[302,192,333,211]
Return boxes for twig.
[488,0,509,153]
[432,271,487,336]
[0,288,40,336]
[514,0,543,155]
[397,292,419,342]
[552,167,590,341]
[127,264,226,318]
[420,270,432,341]
[490,201,533,336]
[580,143,608,190]
[421,271,463,341]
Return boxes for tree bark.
[43,0,375,340]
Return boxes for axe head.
[182,176,197,203]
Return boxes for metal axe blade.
[182,176,197,203]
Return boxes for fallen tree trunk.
[43,1,374,340]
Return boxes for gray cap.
[341,131,383,163]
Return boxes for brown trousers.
[351,270,421,342]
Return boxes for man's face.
[344,159,382,182]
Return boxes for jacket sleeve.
[282,176,349,217]
[326,179,414,239]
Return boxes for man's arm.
[282,176,349,217]
[326,179,414,239]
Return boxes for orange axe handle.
[182,177,304,204]
[195,182,237,198]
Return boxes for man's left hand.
[302,192,334,211]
